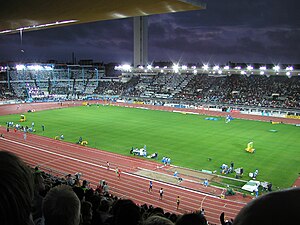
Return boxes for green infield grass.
[1,105,299,189]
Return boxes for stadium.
[1,61,300,224]
[0,1,300,225]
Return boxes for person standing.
[103,182,109,195]
[200,208,205,216]
[254,185,259,198]
[174,171,178,177]
[118,168,121,179]
[115,167,119,177]
[115,167,121,179]
[41,124,45,132]
[149,180,153,193]
[106,161,110,170]
[159,188,164,200]
[230,161,234,170]
[176,196,180,210]
[203,179,209,187]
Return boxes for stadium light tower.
[134,16,148,67]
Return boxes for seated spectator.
[43,184,81,225]
[73,186,85,201]
[32,168,46,223]
[0,151,34,225]
[233,187,300,225]
[110,199,141,225]
[81,201,93,225]
[92,198,112,225]
[81,180,89,192]
[85,188,95,203]
[66,174,75,186]
[103,181,109,195]
[220,212,233,225]
[176,212,207,225]
[169,214,178,223]
[142,215,174,225]
[95,181,103,194]
[74,177,81,187]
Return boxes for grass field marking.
[131,167,242,203]
[173,110,199,115]
[138,167,201,185]
[134,167,247,205]
[138,167,186,180]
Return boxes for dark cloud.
[169,0,300,28]
[0,0,299,64]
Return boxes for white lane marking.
[1,137,246,205]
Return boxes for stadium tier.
[0,63,299,111]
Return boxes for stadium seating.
[1,66,300,110]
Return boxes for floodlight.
[213,65,219,70]
[181,65,187,70]
[193,69,197,75]
[44,66,53,71]
[114,65,122,70]
[122,64,131,71]
[172,64,179,73]
[241,71,246,75]
[27,65,43,70]
[160,69,163,73]
[16,64,25,70]
[247,65,253,70]
[191,66,196,69]
[235,66,241,70]
[155,66,159,69]
[285,66,293,71]
[138,66,144,69]
[224,66,230,70]
[146,65,152,70]
[260,66,266,70]
[273,65,280,71]
[260,71,265,75]
[218,70,222,74]
[202,64,209,70]
[286,72,291,76]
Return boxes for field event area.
[1,104,299,189]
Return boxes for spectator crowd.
[1,69,299,110]
[0,150,299,225]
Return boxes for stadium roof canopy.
[0,0,205,35]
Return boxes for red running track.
[0,127,246,225]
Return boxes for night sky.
[0,0,299,65]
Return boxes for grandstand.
[4,64,104,100]
[1,62,299,113]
